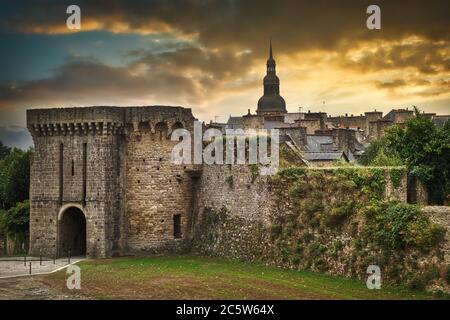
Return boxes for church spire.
[256,39,287,115]
[269,38,273,60]
[267,39,276,73]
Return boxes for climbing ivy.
[390,167,405,189]
[248,164,259,183]
[266,166,447,288]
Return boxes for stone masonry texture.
[27,106,196,258]
[27,106,450,293]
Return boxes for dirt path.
[0,276,88,300]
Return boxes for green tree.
[361,108,449,204]
[3,200,29,235]
[0,141,10,160]
[0,148,31,209]
[358,138,403,166]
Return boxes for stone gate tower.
[27,106,198,258]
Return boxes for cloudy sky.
[0,0,449,148]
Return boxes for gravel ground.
[0,275,88,300]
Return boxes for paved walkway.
[0,256,85,278]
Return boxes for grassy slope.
[44,255,446,300]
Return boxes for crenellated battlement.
[27,121,125,137]
[27,105,198,258]
[27,106,196,138]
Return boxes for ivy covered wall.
[193,165,450,293]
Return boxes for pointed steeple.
[257,39,286,115]
[269,38,273,60]
[266,39,276,73]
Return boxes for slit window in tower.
[173,214,182,239]
[82,143,87,205]
[71,159,75,176]
[59,143,63,204]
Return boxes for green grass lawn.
[44,255,447,300]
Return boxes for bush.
[270,224,282,239]
[389,167,405,188]
[327,201,355,225]
[277,167,306,180]
[289,180,309,198]
[407,274,428,291]
[407,267,439,291]
[225,175,233,188]
[365,202,446,250]
[446,265,450,285]
[248,164,259,183]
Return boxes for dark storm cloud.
[0,59,199,106]
[342,40,450,74]
[133,46,254,88]
[0,45,255,109]
[0,0,448,125]
[0,126,32,149]
[1,0,449,54]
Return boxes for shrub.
[289,180,309,198]
[326,201,355,225]
[248,164,259,183]
[314,258,328,272]
[407,274,428,291]
[446,265,450,285]
[277,167,306,180]
[407,267,439,291]
[389,167,405,189]
[270,224,282,239]
[365,202,446,250]
[225,175,233,188]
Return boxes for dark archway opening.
[59,207,86,257]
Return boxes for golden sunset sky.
[0,0,448,147]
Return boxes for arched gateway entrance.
[58,205,87,257]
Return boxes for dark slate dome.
[257,94,286,113]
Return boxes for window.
[173,214,182,239]
[71,159,75,176]
[82,143,87,206]
[59,143,64,204]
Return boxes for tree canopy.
[0,141,11,160]
[0,145,31,236]
[359,108,450,204]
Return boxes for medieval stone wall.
[27,106,197,258]
[193,165,450,292]
[123,113,197,254]
[423,206,450,263]
[193,165,407,258]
